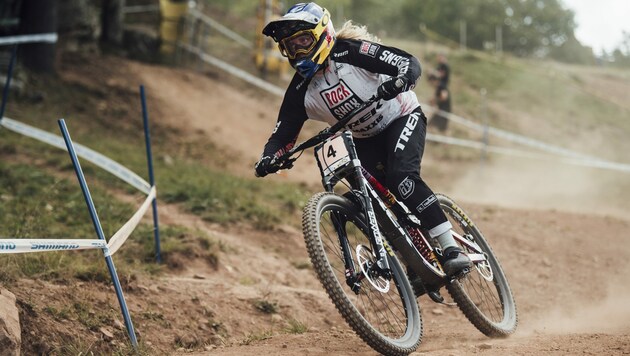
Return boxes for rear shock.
[406,226,442,271]
[360,168,442,271]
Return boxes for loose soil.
[7,55,630,355]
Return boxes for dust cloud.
[525,265,630,334]
[447,155,630,220]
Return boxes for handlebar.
[271,94,382,170]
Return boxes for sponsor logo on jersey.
[398,176,415,199]
[379,50,410,74]
[416,195,437,214]
[359,41,379,57]
[394,113,420,152]
[333,50,349,58]
[319,80,364,120]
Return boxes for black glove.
[254,156,279,177]
[377,77,411,101]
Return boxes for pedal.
[427,290,444,303]
[448,267,472,283]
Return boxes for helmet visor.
[279,31,316,59]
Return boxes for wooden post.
[19,0,57,73]
[102,0,125,45]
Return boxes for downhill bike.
[269,95,518,355]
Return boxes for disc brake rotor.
[356,244,390,293]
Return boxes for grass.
[0,63,313,285]
[284,318,308,334]
[253,299,279,314]
[241,329,274,345]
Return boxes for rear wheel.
[438,194,518,337]
[303,192,422,355]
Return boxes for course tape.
[0,239,106,254]
[0,33,58,46]
[188,8,253,49]
[106,186,157,256]
[0,117,152,194]
[427,133,630,173]
[179,43,286,97]
[422,105,601,162]
[177,42,630,173]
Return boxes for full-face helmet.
[262,3,335,79]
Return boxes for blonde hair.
[336,20,381,43]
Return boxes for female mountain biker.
[253,2,471,276]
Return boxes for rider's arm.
[334,39,422,86]
[262,74,309,157]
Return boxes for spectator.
[428,73,451,132]
[436,53,449,87]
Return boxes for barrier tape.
[179,44,286,97]
[106,186,157,256]
[0,117,152,194]
[0,239,106,254]
[188,8,253,49]
[422,105,602,162]
[427,133,630,173]
[123,4,160,14]
[0,33,58,46]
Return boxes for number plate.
[315,135,351,176]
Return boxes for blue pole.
[139,85,162,263]
[0,45,18,123]
[58,119,138,348]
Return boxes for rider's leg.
[381,109,471,276]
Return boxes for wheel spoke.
[317,206,412,339]
[438,194,517,336]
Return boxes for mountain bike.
[269,95,518,355]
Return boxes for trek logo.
[359,41,379,58]
[398,176,415,199]
[394,113,420,152]
[272,121,281,134]
[379,50,410,74]
[416,195,437,214]
[31,243,80,250]
[0,242,16,250]
[319,80,364,120]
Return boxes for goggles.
[279,30,317,59]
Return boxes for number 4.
[327,145,337,158]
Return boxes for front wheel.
[438,194,518,337]
[303,192,422,355]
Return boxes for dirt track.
[13,56,628,355]
[122,58,630,355]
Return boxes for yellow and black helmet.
[263,3,335,78]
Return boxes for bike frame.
[313,132,489,291]
[273,96,488,293]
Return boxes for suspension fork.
[329,210,358,279]
[344,139,392,275]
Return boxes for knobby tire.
[302,192,423,355]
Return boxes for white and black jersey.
[263,39,422,157]
[260,39,453,236]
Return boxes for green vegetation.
[284,318,308,334]
[202,0,630,66]
[0,64,313,285]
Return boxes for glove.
[254,156,279,177]
[377,77,411,101]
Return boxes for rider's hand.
[377,76,411,101]
[254,156,279,177]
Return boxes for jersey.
[262,39,422,157]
